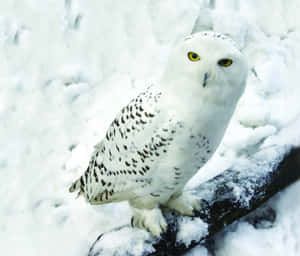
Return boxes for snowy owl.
[69,31,248,237]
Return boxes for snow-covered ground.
[0,0,299,255]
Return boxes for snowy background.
[1,0,300,255]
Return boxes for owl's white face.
[161,31,248,105]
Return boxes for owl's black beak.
[203,73,209,88]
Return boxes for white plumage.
[69,31,248,237]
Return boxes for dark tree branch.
[88,146,300,256]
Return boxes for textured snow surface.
[176,216,208,247]
[0,0,300,255]
[89,227,155,256]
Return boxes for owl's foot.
[130,207,167,237]
[165,191,203,216]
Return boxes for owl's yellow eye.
[187,52,200,62]
[218,59,233,67]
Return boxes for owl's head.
[161,31,248,104]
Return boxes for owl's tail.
[68,177,84,198]
[69,176,88,202]
[69,178,80,192]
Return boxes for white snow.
[185,245,210,256]
[0,0,300,255]
[176,216,208,247]
[90,227,155,256]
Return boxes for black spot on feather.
[93,170,99,182]
[80,176,84,186]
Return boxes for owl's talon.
[165,191,203,216]
[192,198,203,211]
[160,219,167,233]
[130,206,167,238]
